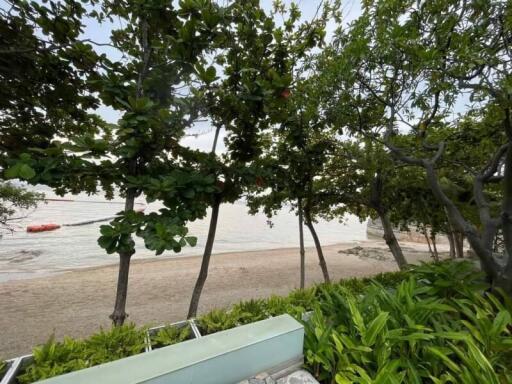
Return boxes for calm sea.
[0,187,367,282]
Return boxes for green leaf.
[4,164,22,179]
[362,312,388,346]
[204,66,217,83]
[185,236,197,246]
[427,346,460,373]
[19,164,36,179]
[183,189,195,199]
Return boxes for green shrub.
[150,324,192,349]
[17,324,146,383]
[334,270,410,296]
[365,269,410,289]
[304,272,512,384]
[85,323,146,364]
[287,286,317,311]
[0,360,8,379]
[411,260,488,298]
[196,308,239,335]
[232,299,268,325]
[335,277,368,294]
[17,337,89,384]
[264,295,291,317]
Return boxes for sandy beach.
[0,239,445,358]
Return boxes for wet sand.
[0,239,444,358]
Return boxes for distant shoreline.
[0,239,446,358]
[0,237,369,283]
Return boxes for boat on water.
[26,224,61,233]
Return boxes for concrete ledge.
[37,315,304,384]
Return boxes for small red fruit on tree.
[280,88,291,99]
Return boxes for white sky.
[82,0,362,153]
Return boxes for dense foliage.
[0,182,43,235]
[305,264,512,383]
[316,0,512,291]
[9,261,511,383]
[17,324,146,383]
[2,1,512,382]
[0,360,8,379]
[150,324,192,349]
[14,261,512,384]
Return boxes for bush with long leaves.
[17,324,146,384]
[303,263,512,383]
[150,324,192,349]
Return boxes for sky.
[82,0,363,153]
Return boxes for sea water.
[0,188,367,282]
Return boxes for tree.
[187,0,295,317]
[324,0,512,292]
[187,0,336,316]
[248,75,334,285]
[0,0,104,170]
[93,0,227,325]
[2,0,227,325]
[0,1,104,236]
[315,135,408,269]
[0,182,43,236]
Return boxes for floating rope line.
[27,207,146,231]
[62,216,118,227]
[42,198,145,206]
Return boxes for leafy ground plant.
[0,360,9,379]
[232,299,268,325]
[150,324,192,349]
[17,324,146,383]
[303,262,512,384]
[196,308,239,335]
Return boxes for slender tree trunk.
[110,189,136,326]
[431,233,439,261]
[298,198,305,289]
[110,19,149,326]
[111,253,132,325]
[444,208,457,259]
[305,219,330,283]
[424,231,434,259]
[500,144,512,292]
[455,232,464,258]
[187,125,224,318]
[212,125,221,153]
[187,196,221,318]
[379,211,408,269]
[447,231,456,259]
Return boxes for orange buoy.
[27,224,61,233]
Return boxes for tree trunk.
[423,162,500,281]
[187,196,221,318]
[392,144,509,292]
[111,253,132,326]
[431,233,439,261]
[109,18,149,326]
[187,124,224,318]
[298,198,305,289]
[455,232,464,258]
[305,219,330,283]
[110,189,136,326]
[500,144,512,291]
[379,212,408,269]
[447,231,456,259]
[424,230,434,257]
